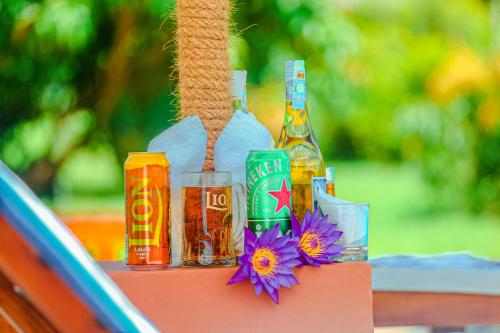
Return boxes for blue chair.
[0,161,159,333]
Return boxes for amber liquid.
[326,183,336,196]
[290,159,324,222]
[182,186,235,266]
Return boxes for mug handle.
[232,182,247,256]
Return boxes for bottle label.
[285,60,306,110]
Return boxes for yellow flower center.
[300,232,322,258]
[252,248,277,276]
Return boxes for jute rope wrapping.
[176,0,233,171]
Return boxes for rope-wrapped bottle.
[176,0,233,171]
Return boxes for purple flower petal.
[318,221,333,233]
[279,252,300,263]
[311,208,319,220]
[272,235,290,249]
[324,231,343,242]
[227,265,250,285]
[226,218,302,304]
[243,262,252,275]
[273,265,294,275]
[281,258,303,267]
[238,254,249,265]
[316,258,341,264]
[300,249,321,267]
[304,210,312,221]
[277,274,292,288]
[259,275,277,299]
[244,228,257,253]
[327,244,345,254]
[285,274,299,286]
[245,227,257,242]
[254,282,263,295]
[291,212,301,236]
[268,223,281,240]
[291,208,346,267]
[265,274,280,289]
[269,287,280,304]
[300,211,311,233]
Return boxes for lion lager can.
[246,149,292,235]
[125,152,170,269]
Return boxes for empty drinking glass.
[319,202,369,261]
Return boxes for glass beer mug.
[181,172,245,267]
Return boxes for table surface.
[101,256,500,328]
[104,262,374,333]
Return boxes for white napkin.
[147,112,274,266]
[215,111,274,184]
[316,189,368,246]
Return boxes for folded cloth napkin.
[215,111,274,184]
[147,112,274,266]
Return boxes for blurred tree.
[0,0,498,213]
[0,0,177,196]
[232,0,499,213]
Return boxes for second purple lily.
[291,208,344,267]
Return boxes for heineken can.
[246,149,292,235]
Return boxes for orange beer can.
[125,152,170,269]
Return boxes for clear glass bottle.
[231,70,248,113]
[277,60,324,221]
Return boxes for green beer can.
[246,149,292,235]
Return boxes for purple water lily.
[291,208,344,267]
[227,224,301,304]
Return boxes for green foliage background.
[0,0,499,219]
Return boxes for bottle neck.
[284,60,309,136]
[232,95,248,113]
[231,70,248,113]
[283,100,311,137]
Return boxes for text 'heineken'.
[246,149,292,235]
